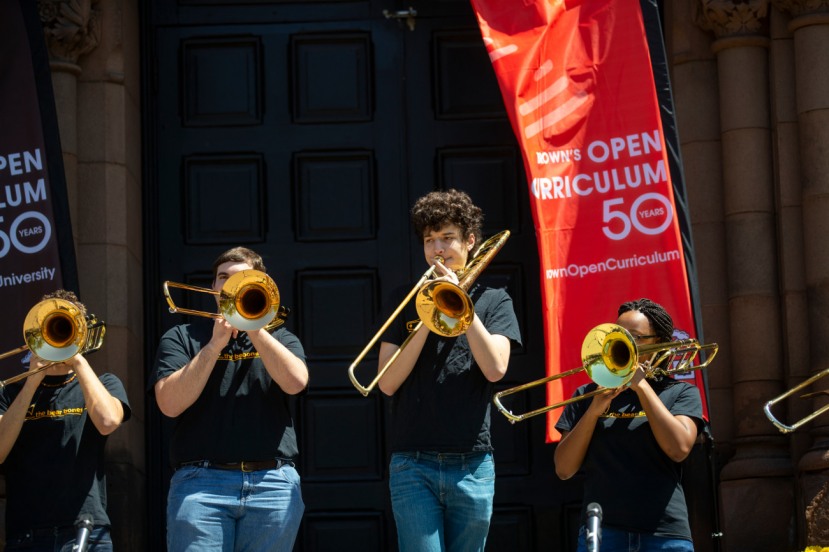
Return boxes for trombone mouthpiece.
[433,256,445,265]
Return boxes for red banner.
[470,0,708,441]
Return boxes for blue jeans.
[577,525,695,552]
[389,451,495,552]
[166,464,304,552]
[5,526,112,551]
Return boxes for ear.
[466,233,476,251]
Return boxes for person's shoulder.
[161,322,187,336]
[655,377,701,398]
[161,321,204,340]
[271,324,297,338]
[97,372,125,384]
[270,325,304,350]
[474,285,511,303]
[657,376,696,389]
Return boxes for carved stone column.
[772,1,829,547]
[695,1,794,550]
[668,0,734,452]
[37,0,100,239]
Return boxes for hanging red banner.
[470,0,708,441]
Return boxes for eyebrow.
[425,230,458,238]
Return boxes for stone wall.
[669,0,829,549]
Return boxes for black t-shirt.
[0,372,131,532]
[150,319,306,466]
[383,283,521,453]
[555,377,703,540]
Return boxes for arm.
[465,316,511,382]
[628,369,698,462]
[554,387,620,480]
[154,319,233,418]
[70,355,125,435]
[377,325,430,396]
[0,362,46,463]
[248,329,308,395]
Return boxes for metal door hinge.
[383,7,417,31]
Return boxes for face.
[616,309,659,360]
[213,261,253,293]
[423,224,475,271]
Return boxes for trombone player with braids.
[377,189,522,552]
[554,298,703,552]
[0,289,130,551]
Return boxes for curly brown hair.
[410,189,483,247]
[41,289,87,317]
[212,247,266,281]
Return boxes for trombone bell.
[23,298,88,362]
[415,281,475,337]
[0,298,107,389]
[220,270,280,331]
[583,324,638,388]
[164,269,281,332]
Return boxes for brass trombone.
[163,269,287,331]
[493,323,719,423]
[348,230,511,396]
[763,368,829,433]
[0,298,106,388]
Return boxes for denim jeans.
[389,451,495,552]
[577,525,695,552]
[5,526,112,552]
[166,464,304,552]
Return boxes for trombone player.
[151,246,308,552]
[377,189,522,552]
[554,298,702,552]
[0,289,130,551]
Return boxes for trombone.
[493,323,719,423]
[763,368,829,433]
[348,230,511,396]
[0,298,106,388]
[163,269,287,331]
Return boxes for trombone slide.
[492,324,718,423]
[493,366,609,423]
[347,265,437,397]
[763,366,829,434]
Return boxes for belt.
[177,459,291,472]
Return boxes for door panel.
[144,1,568,550]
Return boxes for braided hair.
[618,298,673,342]
[42,289,87,318]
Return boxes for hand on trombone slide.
[583,361,650,416]
[23,355,51,385]
[429,257,458,285]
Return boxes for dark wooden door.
[143,1,577,550]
